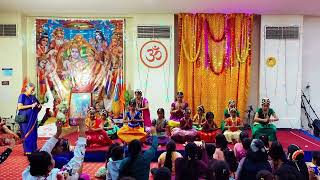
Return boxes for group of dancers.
[84,90,280,147]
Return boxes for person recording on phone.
[17,83,42,155]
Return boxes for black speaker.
[312,119,320,137]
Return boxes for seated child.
[117,100,147,143]
[193,105,206,131]
[223,108,243,143]
[85,107,113,146]
[198,112,218,143]
[147,108,169,146]
[100,109,119,140]
[307,151,320,179]
[171,108,197,143]
[51,138,74,169]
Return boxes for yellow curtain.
[177,13,253,126]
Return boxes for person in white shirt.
[22,119,87,180]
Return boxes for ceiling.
[0,0,320,16]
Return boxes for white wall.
[260,15,303,129]
[301,16,320,130]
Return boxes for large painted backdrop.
[36,19,125,125]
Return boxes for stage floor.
[0,129,319,179]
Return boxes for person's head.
[269,141,286,166]
[111,145,124,161]
[242,138,252,151]
[224,149,238,173]
[312,151,320,166]
[95,102,101,111]
[206,143,216,158]
[206,112,215,123]
[128,139,142,157]
[274,165,301,180]
[197,105,205,115]
[52,138,69,155]
[215,134,228,150]
[87,107,96,120]
[256,170,274,180]
[185,142,198,160]
[228,100,236,109]
[99,109,108,119]
[70,44,81,60]
[134,90,142,100]
[128,100,136,111]
[247,139,268,162]
[166,140,176,152]
[209,160,230,180]
[287,144,304,162]
[28,151,55,177]
[25,83,35,95]
[152,167,171,180]
[164,140,176,171]
[157,108,165,119]
[230,108,237,118]
[259,135,269,148]
[261,98,270,111]
[176,92,184,102]
[38,34,48,47]
[239,131,249,143]
[184,108,191,119]
[95,30,105,42]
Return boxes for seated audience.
[213,134,229,161]
[193,105,206,131]
[118,127,158,180]
[107,145,124,180]
[171,108,197,143]
[287,144,309,180]
[306,151,320,180]
[157,140,182,175]
[198,112,218,143]
[224,149,238,178]
[233,132,250,161]
[22,120,87,179]
[117,100,147,143]
[175,142,208,180]
[238,139,272,180]
[51,138,73,169]
[256,170,274,180]
[208,160,231,180]
[152,167,171,180]
[223,108,243,143]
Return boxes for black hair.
[179,142,199,180]
[38,33,48,45]
[164,140,176,172]
[259,135,269,148]
[129,100,136,107]
[312,151,320,166]
[209,160,230,180]
[111,146,124,161]
[134,90,142,95]
[215,134,228,151]
[223,149,238,173]
[176,92,183,96]
[206,143,216,159]
[153,167,171,180]
[247,139,269,162]
[256,170,274,180]
[119,140,142,177]
[242,138,252,150]
[157,108,165,114]
[52,138,69,154]
[28,151,52,176]
[239,131,249,142]
[269,141,286,162]
[206,112,215,120]
[95,30,106,42]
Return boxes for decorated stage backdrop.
[35,19,125,126]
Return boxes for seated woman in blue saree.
[17,83,41,155]
[252,98,279,141]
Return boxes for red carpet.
[0,129,319,180]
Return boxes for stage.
[0,129,319,179]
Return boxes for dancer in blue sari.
[17,83,41,155]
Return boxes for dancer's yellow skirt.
[168,120,180,128]
[117,125,147,143]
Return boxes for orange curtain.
[177,13,253,126]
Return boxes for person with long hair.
[175,142,208,180]
[147,108,169,145]
[199,112,218,143]
[193,105,206,131]
[168,92,189,128]
[133,90,152,130]
[287,144,309,180]
[233,131,249,161]
[207,160,231,180]
[118,127,158,180]
[213,134,229,161]
[17,82,41,155]
[157,140,182,175]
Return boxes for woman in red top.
[171,108,197,143]
[85,107,112,146]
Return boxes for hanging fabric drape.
[177,13,253,126]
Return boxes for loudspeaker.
[312,119,320,137]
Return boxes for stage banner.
[35,19,124,126]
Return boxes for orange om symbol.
[146,46,162,62]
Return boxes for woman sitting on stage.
[168,92,189,128]
[147,108,169,145]
[198,112,218,143]
[193,105,206,131]
[223,108,243,143]
[252,98,279,141]
[171,108,197,143]
[100,109,119,140]
[117,100,147,143]
[85,107,112,146]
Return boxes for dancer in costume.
[17,83,41,155]
[85,107,112,146]
[193,105,206,131]
[117,100,147,143]
[147,108,169,145]
[223,108,243,143]
[252,98,279,141]
[134,90,152,130]
[168,92,189,128]
[171,108,197,143]
[222,100,240,132]
[100,109,119,140]
[198,112,218,143]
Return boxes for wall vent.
[0,24,17,37]
[265,26,299,39]
[137,25,171,38]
